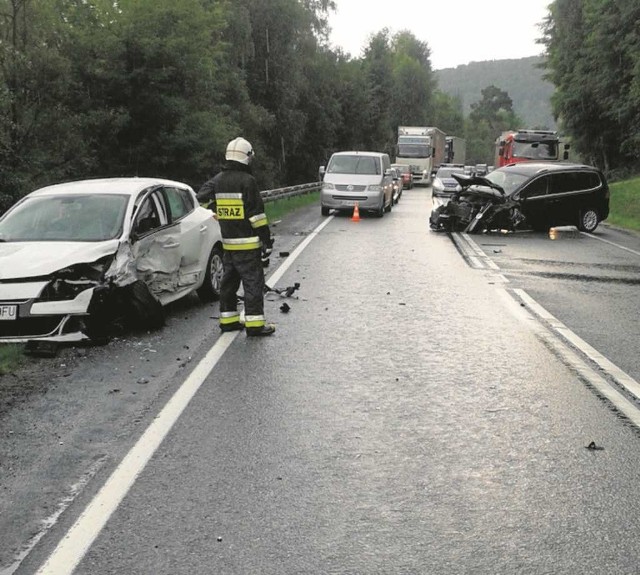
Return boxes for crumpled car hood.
[0,240,120,280]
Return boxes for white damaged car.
[0,177,223,344]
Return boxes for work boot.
[246,324,276,337]
[220,322,244,332]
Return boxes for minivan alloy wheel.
[577,208,599,233]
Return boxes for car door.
[517,175,549,225]
[547,171,586,225]
[130,188,183,302]
[163,186,213,289]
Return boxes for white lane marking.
[462,234,501,270]
[581,232,640,256]
[495,287,640,428]
[514,288,640,404]
[35,217,333,575]
[0,458,106,575]
[454,231,640,425]
[542,327,640,428]
[451,233,501,270]
[266,215,333,286]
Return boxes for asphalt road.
[461,224,640,384]
[3,189,640,574]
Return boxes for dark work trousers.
[220,249,265,318]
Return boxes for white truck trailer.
[395,126,447,185]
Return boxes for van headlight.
[368,185,382,191]
[321,182,335,191]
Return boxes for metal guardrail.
[260,182,321,203]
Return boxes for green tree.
[389,31,435,129]
[361,29,395,154]
[542,0,640,172]
[432,91,464,136]
[102,0,247,187]
[0,0,101,209]
[466,85,523,164]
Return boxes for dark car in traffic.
[392,163,413,189]
[430,162,610,234]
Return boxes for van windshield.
[327,155,381,175]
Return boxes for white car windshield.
[0,194,129,242]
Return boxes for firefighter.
[197,137,275,337]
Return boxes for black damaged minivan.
[430,162,610,234]
[507,162,610,232]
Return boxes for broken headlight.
[39,255,115,301]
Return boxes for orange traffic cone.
[351,202,361,222]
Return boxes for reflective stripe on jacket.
[196,161,271,251]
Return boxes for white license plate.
[0,305,17,320]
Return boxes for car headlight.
[432,178,444,193]
[39,256,114,301]
[368,185,382,192]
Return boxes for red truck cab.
[495,129,569,167]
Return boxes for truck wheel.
[577,208,599,233]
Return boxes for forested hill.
[435,56,556,130]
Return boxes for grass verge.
[265,191,319,222]
[0,344,25,376]
[608,178,640,232]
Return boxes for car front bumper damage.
[0,239,175,343]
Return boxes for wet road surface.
[8,190,640,574]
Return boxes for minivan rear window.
[328,155,381,175]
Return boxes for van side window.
[550,171,600,194]
[582,172,601,189]
[520,176,547,198]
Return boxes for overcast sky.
[327,0,552,70]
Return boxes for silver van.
[319,151,394,217]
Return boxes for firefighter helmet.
[225,137,254,165]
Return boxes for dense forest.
[0,0,639,213]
